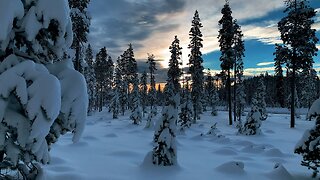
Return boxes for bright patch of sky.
[88,0,320,81]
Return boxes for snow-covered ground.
[42,109,315,180]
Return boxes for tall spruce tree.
[68,0,91,73]
[94,47,109,112]
[123,44,138,110]
[179,80,193,131]
[147,54,158,123]
[152,36,182,165]
[277,0,318,128]
[204,71,219,116]
[140,71,148,117]
[106,56,114,107]
[130,74,142,125]
[274,44,287,108]
[218,1,235,125]
[256,77,267,120]
[233,20,246,122]
[188,10,204,122]
[84,44,96,113]
[168,36,182,93]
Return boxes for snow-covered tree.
[295,98,320,177]
[256,77,267,120]
[130,74,142,125]
[179,81,193,131]
[115,57,127,115]
[167,36,182,93]
[147,54,157,110]
[110,60,122,119]
[145,54,158,128]
[204,71,219,116]
[300,68,317,109]
[152,82,178,166]
[68,0,91,73]
[188,10,204,122]
[277,0,318,128]
[218,1,235,125]
[123,44,138,110]
[0,0,87,178]
[239,98,262,135]
[84,44,96,114]
[140,70,148,117]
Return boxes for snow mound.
[241,144,266,154]
[307,98,320,118]
[215,161,245,174]
[214,147,238,156]
[266,163,293,180]
[263,148,284,157]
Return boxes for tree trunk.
[75,42,81,72]
[290,52,296,128]
[233,65,237,122]
[227,69,233,125]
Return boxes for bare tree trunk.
[227,69,233,125]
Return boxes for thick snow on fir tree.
[0,0,87,178]
[295,98,320,178]
[239,97,262,135]
[151,82,178,166]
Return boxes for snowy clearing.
[43,109,314,180]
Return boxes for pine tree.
[152,80,178,166]
[84,44,96,113]
[130,74,142,125]
[256,77,267,120]
[301,68,317,110]
[110,59,122,119]
[218,1,235,125]
[274,44,286,108]
[205,71,219,116]
[140,70,148,117]
[233,20,246,122]
[116,57,127,116]
[168,36,182,93]
[68,0,91,73]
[106,56,114,108]
[122,44,138,110]
[146,54,158,128]
[239,98,262,135]
[295,99,320,177]
[94,47,109,112]
[179,80,193,131]
[277,0,318,128]
[188,10,204,123]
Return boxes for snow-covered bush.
[295,98,320,178]
[130,76,142,125]
[152,83,178,166]
[239,98,262,135]
[0,0,87,178]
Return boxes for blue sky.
[88,0,320,80]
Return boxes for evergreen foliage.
[218,1,235,125]
[84,44,96,113]
[277,0,318,128]
[188,10,204,122]
[68,0,91,72]
[295,99,320,178]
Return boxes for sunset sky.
[88,0,320,81]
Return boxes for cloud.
[257,61,274,66]
[244,66,275,76]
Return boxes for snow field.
[43,110,315,180]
